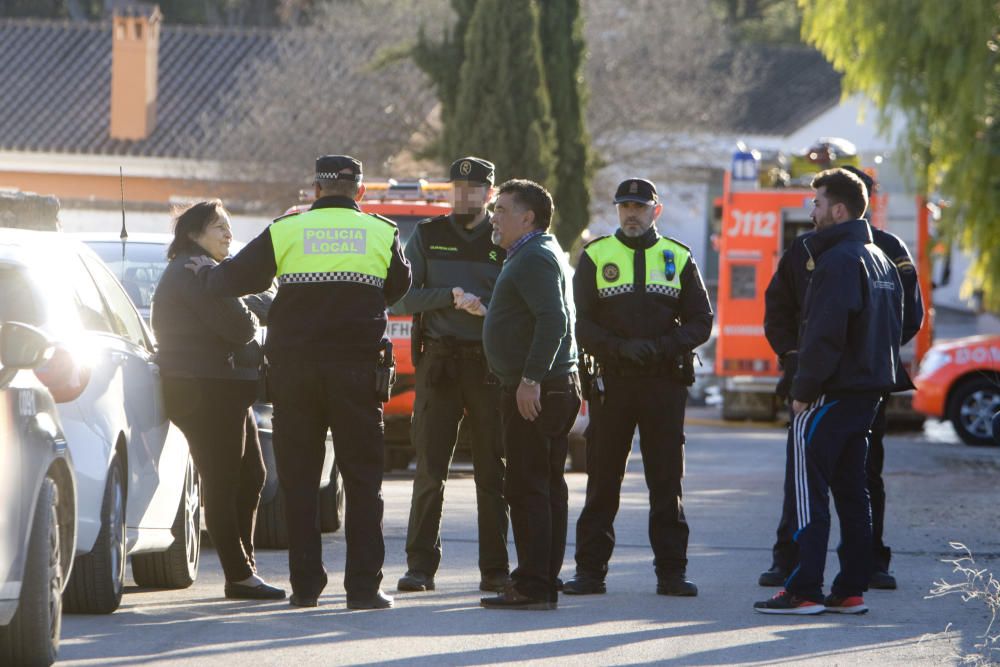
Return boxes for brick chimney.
[109,3,162,140]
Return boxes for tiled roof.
[724,44,843,136]
[0,19,277,158]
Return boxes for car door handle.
[110,351,128,365]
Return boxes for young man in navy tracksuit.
[754,168,903,615]
[759,166,924,591]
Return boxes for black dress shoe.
[289,593,319,608]
[224,581,287,600]
[397,571,435,592]
[758,566,789,587]
[562,575,606,595]
[481,585,556,610]
[347,590,394,610]
[869,570,897,589]
[479,571,512,592]
[657,574,698,597]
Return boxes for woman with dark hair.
[151,200,284,600]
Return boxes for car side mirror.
[0,321,51,370]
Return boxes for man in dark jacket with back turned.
[759,166,923,591]
[187,155,411,611]
[754,168,903,615]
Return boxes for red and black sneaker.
[823,594,869,614]
[753,590,826,615]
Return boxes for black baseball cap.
[449,157,495,185]
[315,155,362,182]
[614,178,658,205]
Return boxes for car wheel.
[64,454,126,614]
[0,478,63,666]
[319,464,345,533]
[132,454,201,588]
[254,488,288,549]
[948,378,1000,446]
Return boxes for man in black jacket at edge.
[759,166,923,592]
[754,168,903,615]
[187,155,411,611]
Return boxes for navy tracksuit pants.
[783,394,881,601]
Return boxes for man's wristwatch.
[521,377,539,387]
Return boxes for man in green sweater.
[481,179,581,611]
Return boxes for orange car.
[912,334,1000,445]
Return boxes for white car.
[0,230,200,615]
[76,232,342,548]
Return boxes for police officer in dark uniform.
[390,157,511,594]
[188,155,411,610]
[758,165,923,591]
[563,178,713,597]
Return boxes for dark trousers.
[500,372,581,601]
[783,395,880,601]
[574,375,690,579]
[269,358,385,600]
[771,398,891,573]
[405,349,508,577]
[163,377,263,583]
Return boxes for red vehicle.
[284,180,452,470]
[912,334,1000,445]
[714,143,929,423]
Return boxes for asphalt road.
[59,410,1000,666]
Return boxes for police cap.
[614,178,658,206]
[841,165,874,198]
[449,157,495,185]
[315,155,363,183]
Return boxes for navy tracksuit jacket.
[782,219,903,600]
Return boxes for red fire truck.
[714,140,928,421]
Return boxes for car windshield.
[85,242,169,313]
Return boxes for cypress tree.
[407,0,478,163]
[449,0,556,191]
[539,0,593,249]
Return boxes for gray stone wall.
[0,190,61,231]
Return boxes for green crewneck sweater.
[483,233,577,386]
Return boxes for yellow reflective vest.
[584,234,690,299]
[269,206,396,288]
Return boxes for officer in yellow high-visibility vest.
[188,155,411,610]
[563,178,713,598]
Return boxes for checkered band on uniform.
[278,271,384,288]
[597,284,635,298]
[647,284,681,298]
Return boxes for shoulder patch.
[582,234,612,249]
[366,212,398,227]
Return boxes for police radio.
[376,340,397,403]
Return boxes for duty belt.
[424,337,485,360]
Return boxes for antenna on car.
[119,167,128,281]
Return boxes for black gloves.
[617,338,658,364]
[775,351,798,401]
